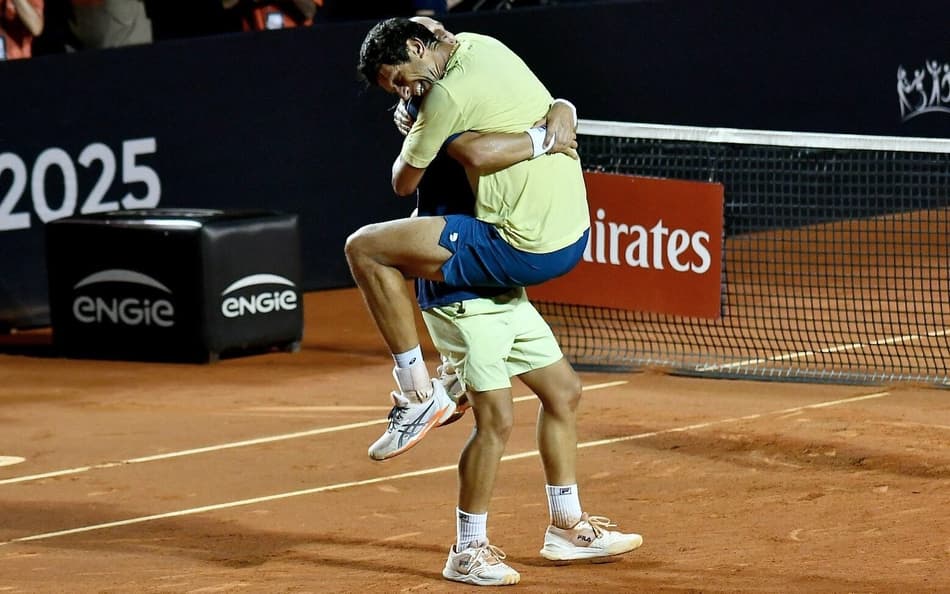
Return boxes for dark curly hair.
[358,18,439,87]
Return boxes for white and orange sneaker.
[367,371,456,461]
[539,513,643,561]
[435,355,470,427]
[443,540,521,586]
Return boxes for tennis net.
[537,120,950,386]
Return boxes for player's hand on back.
[540,101,579,160]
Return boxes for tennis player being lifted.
[349,17,643,586]
[347,16,587,460]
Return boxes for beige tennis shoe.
[539,513,643,561]
[443,540,520,586]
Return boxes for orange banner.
[530,171,724,319]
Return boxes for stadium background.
[1,0,948,328]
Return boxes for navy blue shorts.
[439,215,589,288]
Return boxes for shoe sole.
[437,402,470,427]
[539,535,643,561]
[369,403,454,461]
[442,569,520,586]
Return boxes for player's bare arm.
[391,100,579,189]
[391,156,426,196]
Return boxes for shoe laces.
[385,397,409,431]
[436,363,455,380]
[438,355,457,377]
[583,515,617,538]
[471,542,508,566]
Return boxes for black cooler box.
[46,209,303,362]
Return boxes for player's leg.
[422,293,523,586]
[346,215,459,460]
[510,300,643,562]
[457,387,513,513]
[442,385,520,586]
[345,215,451,352]
[518,358,580,486]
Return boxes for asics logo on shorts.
[449,232,459,242]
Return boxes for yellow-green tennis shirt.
[401,33,589,254]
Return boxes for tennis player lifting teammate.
[347,17,589,460]
[349,17,643,586]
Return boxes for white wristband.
[552,98,578,128]
[526,125,555,158]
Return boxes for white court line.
[242,406,391,413]
[0,381,629,487]
[0,390,889,546]
[696,328,949,372]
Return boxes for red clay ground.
[1,288,948,593]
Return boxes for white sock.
[456,508,488,550]
[393,345,423,368]
[546,484,582,529]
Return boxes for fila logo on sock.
[559,487,573,495]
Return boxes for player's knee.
[543,372,582,416]
[474,399,515,443]
[344,224,376,267]
[565,372,583,411]
[479,413,514,444]
[495,409,515,441]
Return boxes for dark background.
[2,0,949,329]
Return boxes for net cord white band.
[577,119,950,154]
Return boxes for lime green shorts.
[421,287,563,393]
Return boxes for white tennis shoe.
[367,378,456,461]
[539,513,643,561]
[435,356,469,427]
[443,540,521,586]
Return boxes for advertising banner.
[530,172,724,319]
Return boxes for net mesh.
[536,123,950,386]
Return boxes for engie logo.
[72,269,175,327]
[221,273,298,319]
[530,172,724,319]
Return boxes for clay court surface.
[1,288,949,593]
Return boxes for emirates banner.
[529,172,724,319]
